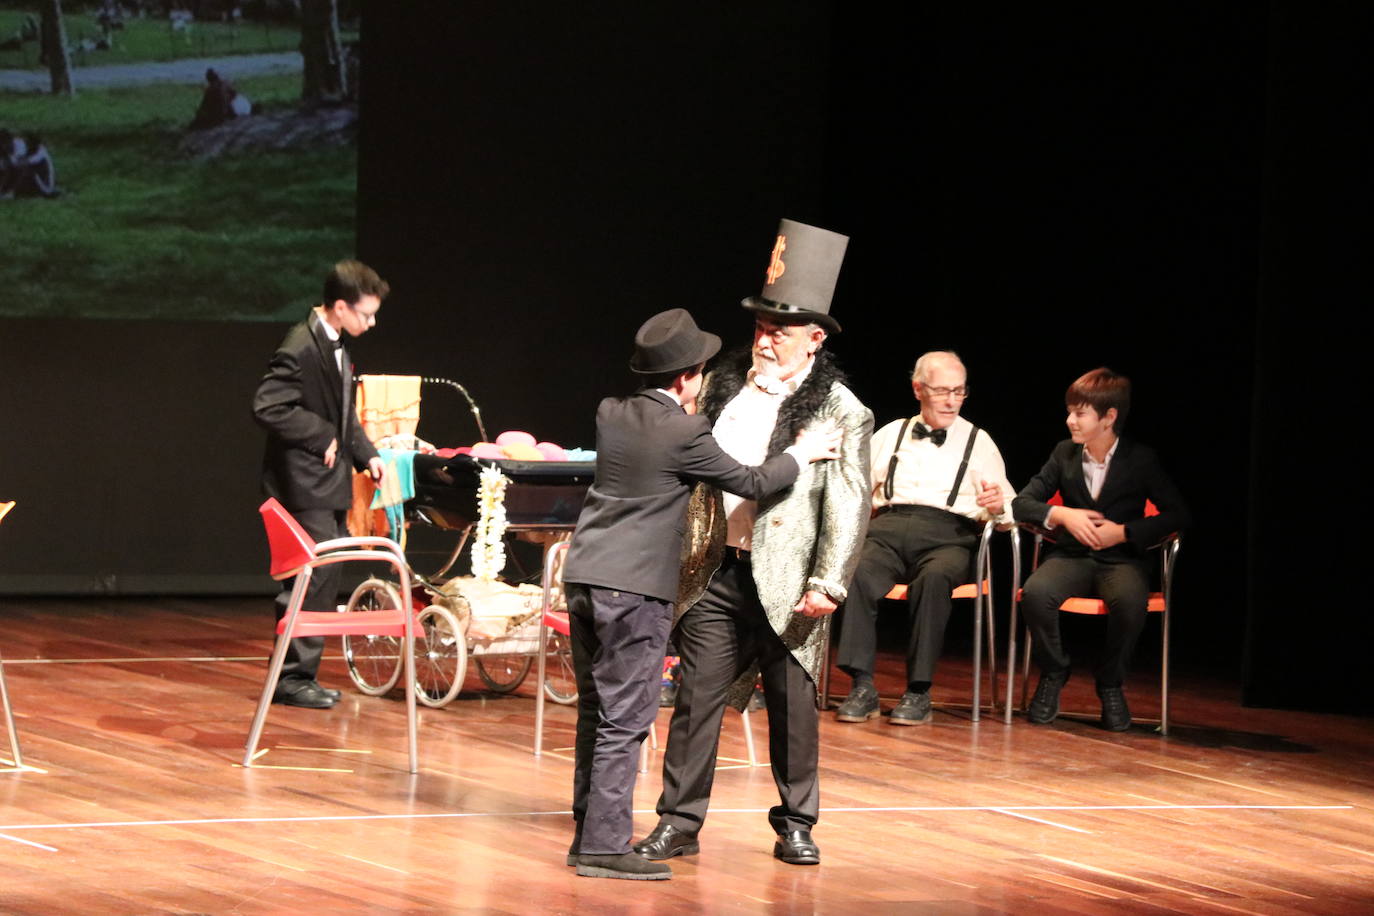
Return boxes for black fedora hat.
[742,218,849,333]
[629,308,722,375]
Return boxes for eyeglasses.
[920,384,969,399]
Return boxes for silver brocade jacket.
[676,355,874,709]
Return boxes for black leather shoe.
[773,829,820,865]
[835,682,880,722]
[314,681,342,701]
[1097,684,1132,732]
[633,823,699,860]
[1028,669,1069,725]
[576,852,671,880]
[272,681,337,709]
[889,690,932,725]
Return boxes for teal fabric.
[371,448,419,540]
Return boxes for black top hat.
[629,308,722,376]
[742,218,849,333]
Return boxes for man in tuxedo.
[252,260,389,709]
[1012,367,1190,730]
[833,350,1015,725]
[636,220,873,867]
[562,308,840,880]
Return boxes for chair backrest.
[1049,490,1158,517]
[259,498,317,580]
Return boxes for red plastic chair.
[1007,493,1181,734]
[534,539,572,757]
[532,541,757,770]
[1,500,25,769]
[244,498,421,773]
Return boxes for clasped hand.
[1050,506,1126,549]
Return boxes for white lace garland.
[471,465,511,581]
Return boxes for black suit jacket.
[253,312,379,511]
[1012,437,1190,562]
[562,389,801,603]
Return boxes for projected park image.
[0,1,359,321]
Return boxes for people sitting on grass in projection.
[0,130,59,199]
[189,68,255,130]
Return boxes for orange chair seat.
[275,609,413,638]
[1014,589,1165,615]
[885,581,989,601]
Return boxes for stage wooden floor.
[0,597,1370,915]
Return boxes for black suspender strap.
[885,419,980,506]
[883,416,916,501]
[947,425,979,507]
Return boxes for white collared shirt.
[1082,438,1119,501]
[316,309,343,372]
[713,359,815,551]
[869,414,1014,525]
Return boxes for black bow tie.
[913,422,946,446]
[330,338,344,350]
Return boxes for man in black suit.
[1012,367,1190,730]
[252,260,390,709]
[562,308,839,881]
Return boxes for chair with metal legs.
[533,541,758,770]
[244,498,421,773]
[821,520,1008,722]
[1005,496,1181,734]
[1,500,25,769]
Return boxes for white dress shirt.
[1082,438,1119,500]
[868,414,1014,525]
[316,310,343,372]
[713,361,814,551]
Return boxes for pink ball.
[495,430,537,447]
[470,443,506,460]
[535,442,568,461]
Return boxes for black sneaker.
[1097,684,1132,732]
[834,682,880,722]
[889,690,933,725]
[1027,669,1069,725]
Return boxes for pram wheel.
[475,655,532,693]
[542,631,578,705]
[342,578,404,695]
[414,604,467,708]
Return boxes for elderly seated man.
[834,350,1015,725]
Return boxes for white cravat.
[713,360,814,550]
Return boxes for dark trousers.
[567,582,673,855]
[836,506,979,687]
[273,508,346,686]
[656,555,819,836]
[1020,553,1150,687]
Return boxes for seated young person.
[1011,368,1189,731]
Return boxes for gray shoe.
[889,690,932,725]
[1027,669,1069,724]
[835,682,880,722]
[575,852,672,880]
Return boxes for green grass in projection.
[2,3,358,322]
[1,70,356,321]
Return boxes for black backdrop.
[0,2,1366,712]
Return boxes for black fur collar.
[700,348,848,459]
